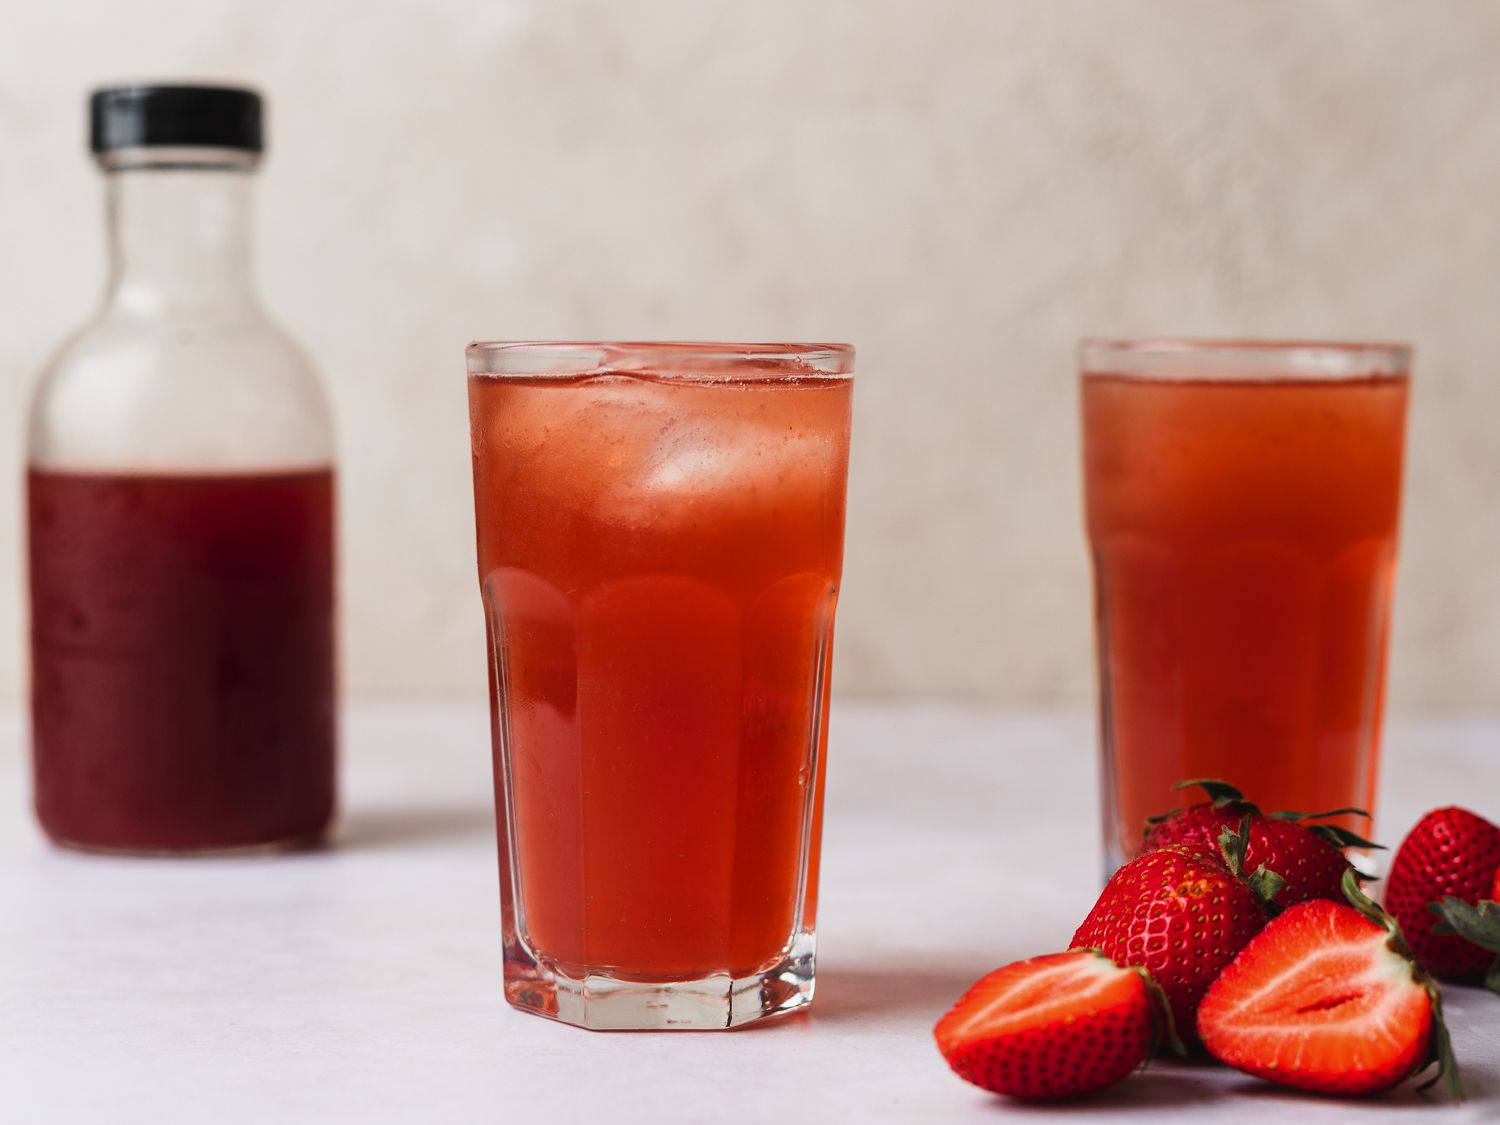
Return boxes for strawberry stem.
[1341,868,1404,940]
[1217,816,1251,878]
[1215,816,1286,911]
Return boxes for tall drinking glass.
[1081,340,1410,874]
[467,342,854,1029]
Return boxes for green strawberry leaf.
[1143,807,1184,836]
[1268,808,1383,851]
[1305,823,1385,851]
[1245,864,1287,906]
[1429,898,1500,998]
[1428,898,1500,949]
[1268,805,1372,822]
[1174,778,1251,812]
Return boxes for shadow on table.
[811,962,1003,1024]
[991,1054,1487,1116]
[1227,1074,1483,1113]
[1230,1080,1476,1116]
[335,804,495,851]
[989,1070,1228,1115]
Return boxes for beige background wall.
[2,0,1498,709]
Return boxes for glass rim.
[1079,337,1411,380]
[466,340,855,379]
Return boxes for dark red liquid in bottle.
[27,468,336,852]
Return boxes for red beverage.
[1082,343,1409,870]
[28,468,336,852]
[469,342,853,1029]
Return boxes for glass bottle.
[26,84,337,853]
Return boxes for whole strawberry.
[1142,780,1371,907]
[1385,806,1500,983]
[1071,842,1270,1035]
[933,950,1178,1101]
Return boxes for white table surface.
[2,702,1497,1123]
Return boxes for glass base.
[503,931,816,1031]
[50,832,327,858]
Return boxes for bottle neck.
[102,149,260,315]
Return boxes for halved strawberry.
[1384,806,1500,983]
[1142,779,1375,907]
[1071,840,1271,1035]
[933,950,1175,1101]
[1198,871,1459,1098]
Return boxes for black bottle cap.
[90,84,264,154]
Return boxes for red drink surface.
[470,369,852,980]
[1083,373,1408,861]
[28,468,336,852]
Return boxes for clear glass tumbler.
[1081,340,1410,875]
[467,342,854,1029]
